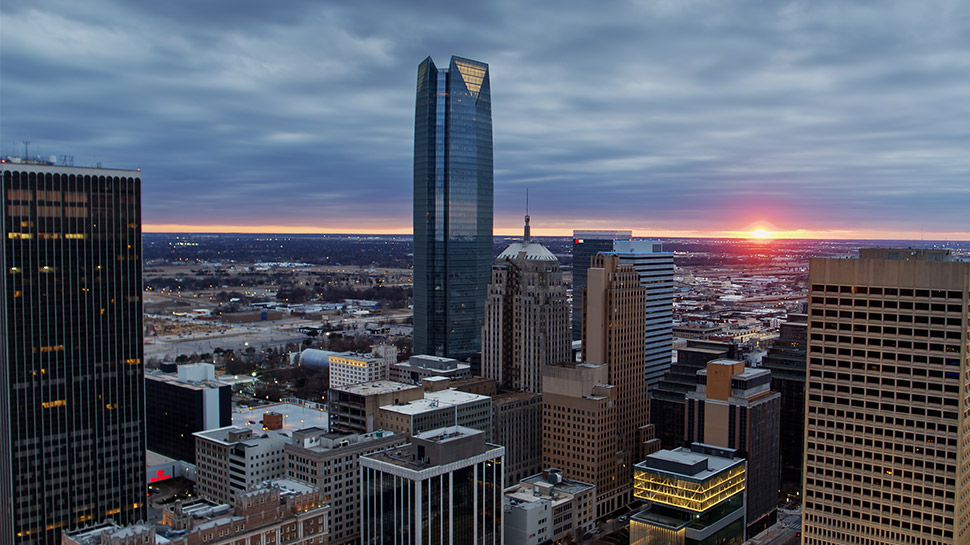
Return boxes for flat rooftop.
[335,380,422,396]
[637,447,743,481]
[380,389,489,415]
[233,401,329,433]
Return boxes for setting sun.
[750,228,773,239]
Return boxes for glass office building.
[413,56,493,360]
[1,162,146,543]
[360,426,504,545]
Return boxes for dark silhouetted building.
[413,55,493,360]
[1,162,145,543]
[145,363,231,463]
[651,339,738,449]
[571,230,631,341]
[685,360,780,538]
[760,313,806,497]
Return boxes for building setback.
[412,55,493,360]
[802,249,970,545]
[360,426,504,544]
[0,162,145,543]
[685,359,780,538]
[571,230,631,341]
[583,254,659,514]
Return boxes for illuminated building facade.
[413,55,493,360]
[0,162,145,543]
[803,249,970,545]
[630,445,746,545]
[360,426,504,545]
[571,230,631,341]
[328,353,389,389]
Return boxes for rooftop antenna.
[523,188,531,242]
[22,140,29,160]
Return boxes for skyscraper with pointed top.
[413,55,493,360]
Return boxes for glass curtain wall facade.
[0,164,146,544]
[413,56,493,360]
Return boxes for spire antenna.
[523,188,531,243]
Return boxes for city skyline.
[2,1,969,239]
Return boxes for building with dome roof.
[481,215,571,393]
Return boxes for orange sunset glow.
[142,222,970,241]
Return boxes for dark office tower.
[650,339,738,449]
[760,313,807,497]
[413,56,493,360]
[571,230,631,341]
[0,161,145,543]
[803,249,970,545]
[685,360,781,538]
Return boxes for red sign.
[149,469,172,483]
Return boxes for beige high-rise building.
[803,248,970,545]
[584,255,658,465]
[543,255,658,518]
[482,216,570,393]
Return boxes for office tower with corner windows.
[413,55,493,360]
[802,248,970,545]
[571,230,631,341]
[0,161,145,543]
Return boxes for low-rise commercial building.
[376,388,492,439]
[328,353,390,389]
[63,480,328,545]
[328,380,423,434]
[504,469,595,545]
[194,426,287,504]
[390,355,472,384]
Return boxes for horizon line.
[143,224,970,243]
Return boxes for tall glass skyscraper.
[1,162,146,543]
[413,56,493,359]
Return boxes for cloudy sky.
[2,0,968,239]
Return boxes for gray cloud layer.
[2,0,968,236]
